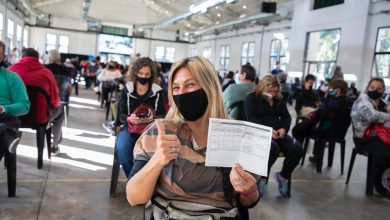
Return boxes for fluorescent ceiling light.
[189,0,233,14]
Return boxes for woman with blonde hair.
[244,74,302,198]
[126,57,260,219]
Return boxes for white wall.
[191,0,390,90]
[29,26,97,55]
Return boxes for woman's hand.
[229,164,257,194]
[128,114,141,124]
[154,120,181,166]
[276,128,286,137]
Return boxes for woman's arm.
[359,95,390,124]
[229,164,259,207]
[279,101,292,133]
[244,93,262,124]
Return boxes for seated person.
[223,64,256,120]
[244,74,302,198]
[0,40,30,158]
[98,61,122,107]
[295,74,321,118]
[351,77,390,197]
[292,79,353,162]
[127,57,260,219]
[116,57,166,178]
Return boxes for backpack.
[363,123,390,144]
[127,103,156,135]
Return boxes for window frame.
[269,38,289,71]
[219,44,230,71]
[241,42,255,66]
[372,26,390,79]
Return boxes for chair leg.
[36,127,45,169]
[366,154,375,195]
[327,141,336,168]
[6,152,16,197]
[46,127,52,159]
[340,140,346,175]
[346,148,358,184]
[110,150,121,197]
[316,140,325,173]
[300,137,310,166]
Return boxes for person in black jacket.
[244,74,302,198]
[116,57,166,177]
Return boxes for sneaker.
[51,146,60,156]
[102,122,115,135]
[8,131,22,154]
[275,172,289,197]
[258,178,267,198]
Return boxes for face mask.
[262,92,273,99]
[367,90,383,100]
[173,89,208,121]
[108,64,115,69]
[328,89,337,97]
[137,77,150,85]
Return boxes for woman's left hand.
[229,163,257,194]
[277,128,286,137]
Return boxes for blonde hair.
[254,74,283,100]
[165,56,227,125]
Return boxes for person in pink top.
[9,48,63,155]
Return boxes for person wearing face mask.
[223,64,256,119]
[244,75,302,198]
[127,57,260,219]
[351,77,390,197]
[115,57,166,178]
[294,74,321,118]
[98,61,122,107]
[292,79,353,164]
[271,61,284,75]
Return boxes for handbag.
[127,103,156,135]
[363,123,390,144]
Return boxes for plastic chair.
[19,86,52,169]
[345,129,375,195]
[110,142,120,197]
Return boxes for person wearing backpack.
[115,57,166,178]
[351,77,390,198]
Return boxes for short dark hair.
[22,48,39,58]
[305,74,316,82]
[0,41,6,53]
[241,63,256,82]
[226,71,234,79]
[366,77,385,92]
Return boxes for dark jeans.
[0,114,20,159]
[362,137,390,196]
[115,125,140,177]
[267,135,303,179]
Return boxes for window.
[46,33,69,53]
[313,0,344,10]
[7,19,14,50]
[23,29,28,48]
[219,45,230,71]
[269,39,289,71]
[303,28,341,80]
[59,35,69,53]
[16,25,22,48]
[190,48,197,57]
[46,33,57,52]
[372,27,390,78]
[154,46,175,63]
[0,13,3,41]
[203,47,212,60]
[241,42,255,65]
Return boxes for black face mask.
[138,77,150,85]
[367,90,383,100]
[173,89,208,121]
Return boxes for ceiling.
[10,0,293,35]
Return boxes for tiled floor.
[1,89,389,220]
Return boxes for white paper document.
[205,118,272,176]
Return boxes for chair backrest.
[328,106,352,141]
[19,85,51,127]
[229,101,246,121]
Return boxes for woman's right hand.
[154,120,181,166]
[128,114,141,124]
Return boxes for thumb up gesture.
[154,120,181,166]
